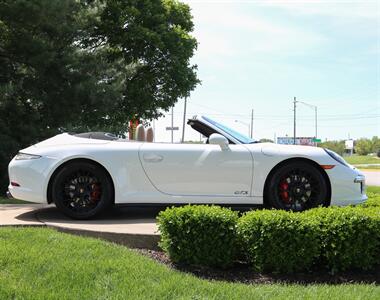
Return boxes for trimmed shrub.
[305,207,380,273]
[158,203,380,273]
[237,210,320,273]
[158,205,239,267]
[361,194,380,208]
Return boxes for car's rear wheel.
[51,161,113,219]
[266,161,327,211]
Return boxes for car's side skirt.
[115,194,263,205]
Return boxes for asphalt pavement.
[361,170,380,187]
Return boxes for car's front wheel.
[266,161,328,211]
[51,161,113,219]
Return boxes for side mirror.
[209,133,230,151]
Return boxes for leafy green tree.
[355,138,373,156]
[371,136,380,154]
[318,140,345,155]
[0,0,198,194]
[93,0,199,124]
[259,138,274,143]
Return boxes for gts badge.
[234,191,248,195]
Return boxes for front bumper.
[328,165,368,206]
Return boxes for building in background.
[345,139,354,156]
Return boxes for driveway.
[0,204,160,249]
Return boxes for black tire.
[51,161,113,219]
[266,161,327,211]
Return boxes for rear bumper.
[6,190,13,199]
[8,156,57,204]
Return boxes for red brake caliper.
[279,181,290,203]
[90,184,101,202]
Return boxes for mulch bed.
[136,249,380,285]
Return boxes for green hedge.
[158,205,380,273]
[158,205,239,267]
[361,193,380,207]
[305,207,380,272]
[237,210,320,273]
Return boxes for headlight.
[15,153,41,160]
[324,149,349,167]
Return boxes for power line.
[165,111,380,121]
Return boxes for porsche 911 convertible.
[8,115,367,219]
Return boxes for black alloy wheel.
[267,161,328,211]
[51,161,113,219]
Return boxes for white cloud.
[185,1,327,61]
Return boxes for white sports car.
[8,115,367,219]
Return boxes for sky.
[153,0,380,143]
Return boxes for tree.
[371,136,380,154]
[93,0,199,124]
[318,140,345,155]
[355,138,373,156]
[259,138,274,143]
[0,0,198,193]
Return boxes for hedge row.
[157,205,239,267]
[158,205,380,273]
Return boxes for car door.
[138,143,253,197]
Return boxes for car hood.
[259,142,326,157]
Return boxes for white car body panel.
[8,116,367,207]
[139,143,253,197]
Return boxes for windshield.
[202,116,256,144]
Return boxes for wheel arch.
[47,158,115,204]
[263,157,332,207]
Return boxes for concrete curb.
[52,226,161,250]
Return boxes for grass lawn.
[344,155,380,165]
[0,187,379,299]
[367,186,380,193]
[367,185,380,197]
[358,166,380,170]
[0,227,379,300]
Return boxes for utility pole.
[293,97,297,145]
[181,97,187,143]
[250,109,254,138]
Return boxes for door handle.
[143,153,164,163]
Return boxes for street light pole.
[297,100,318,146]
